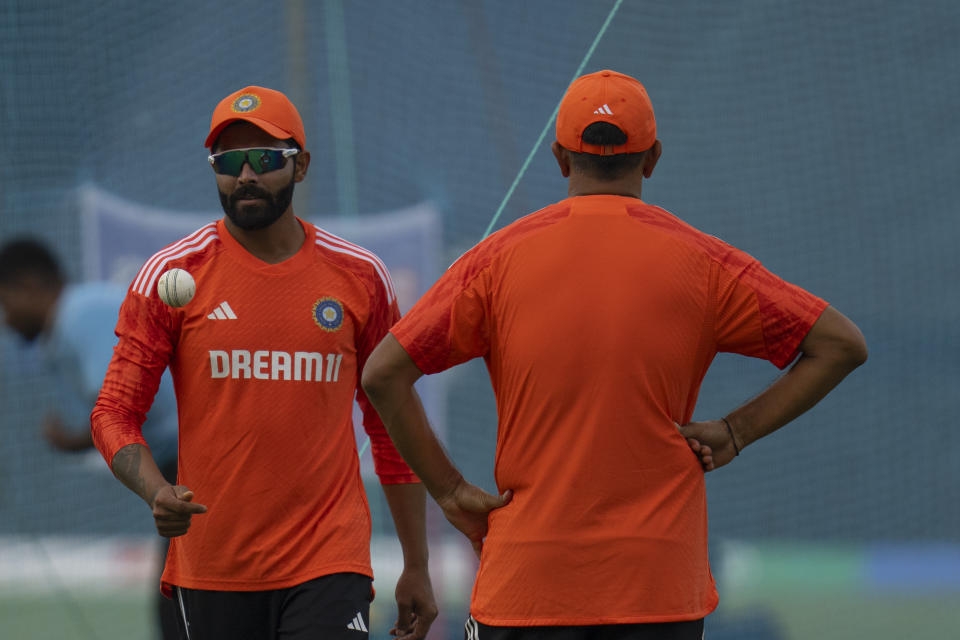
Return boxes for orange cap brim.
[205,116,301,149]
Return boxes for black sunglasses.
[208,148,299,176]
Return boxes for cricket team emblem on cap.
[231,93,261,113]
[313,297,344,332]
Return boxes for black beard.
[219,177,295,231]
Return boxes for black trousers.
[173,572,373,640]
[158,460,179,640]
[465,615,704,640]
[157,536,178,640]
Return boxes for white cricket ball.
[157,268,196,308]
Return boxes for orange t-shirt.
[92,218,417,592]
[391,195,828,625]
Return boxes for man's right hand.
[151,485,207,538]
[435,479,512,558]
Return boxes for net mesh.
[1,1,957,638]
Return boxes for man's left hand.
[679,419,738,470]
[391,566,437,640]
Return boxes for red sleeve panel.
[92,262,182,466]
[714,255,828,368]
[351,257,418,485]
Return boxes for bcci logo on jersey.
[313,297,344,332]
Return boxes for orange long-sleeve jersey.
[92,218,418,591]
[392,195,828,625]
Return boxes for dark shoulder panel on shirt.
[447,201,573,282]
[624,201,755,276]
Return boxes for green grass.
[0,592,154,640]
[4,537,959,640]
[722,590,959,640]
[717,541,960,640]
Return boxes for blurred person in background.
[362,70,868,640]
[0,237,180,640]
[91,86,436,640]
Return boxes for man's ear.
[642,140,662,179]
[294,150,311,182]
[551,141,571,178]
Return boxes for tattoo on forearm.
[112,445,147,501]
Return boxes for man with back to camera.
[0,238,180,640]
[91,86,437,640]
[361,70,868,639]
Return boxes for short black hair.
[568,122,647,181]
[0,238,63,287]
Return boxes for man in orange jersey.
[92,86,436,640]
[361,70,867,640]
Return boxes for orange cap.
[205,86,305,149]
[555,70,656,155]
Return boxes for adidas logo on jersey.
[346,611,368,632]
[207,301,237,320]
[593,103,614,115]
